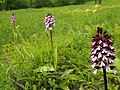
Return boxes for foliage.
[5,0,29,10]
[0,0,91,10]
[0,0,120,89]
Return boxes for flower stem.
[13,22,16,30]
[103,67,108,90]
[50,30,53,47]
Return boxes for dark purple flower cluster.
[44,13,55,30]
[91,27,116,74]
[11,14,16,23]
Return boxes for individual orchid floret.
[91,27,116,74]
[44,13,55,30]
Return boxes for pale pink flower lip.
[99,40,102,44]
[103,43,108,47]
[102,49,107,53]
[102,56,108,61]
[99,61,105,67]
[98,53,102,58]
[91,63,96,68]
[93,69,97,74]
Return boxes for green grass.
[0,0,120,89]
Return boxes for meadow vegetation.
[0,0,120,89]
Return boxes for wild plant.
[91,27,116,90]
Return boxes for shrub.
[5,0,29,10]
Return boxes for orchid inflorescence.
[91,27,116,74]
[44,13,55,30]
[11,14,16,23]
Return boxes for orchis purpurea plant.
[91,27,116,90]
[44,13,55,47]
[11,14,16,29]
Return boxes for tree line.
[0,0,96,11]
[0,0,102,10]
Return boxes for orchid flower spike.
[44,13,55,30]
[11,14,16,23]
[91,27,116,74]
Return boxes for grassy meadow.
[0,0,120,89]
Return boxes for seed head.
[91,27,116,74]
[44,13,55,30]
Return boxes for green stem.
[50,30,53,47]
[103,67,108,90]
[13,22,16,30]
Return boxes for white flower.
[93,69,97,74]
[49,27,52,30]
[91,48,94,52]
[91,63,96,68]
[112,53,116,56]
[108,58,114,63]
[108,39,112,42]
[105,66,110,72]
[102,56,108,61]
[99,61,105,67]
[110,45,114,49]
[99,40,102,44]
[92,42,96,46]
[113,70,117,74]
[92,49,97,54]
[96,45,101,51]
[103,43,108,47]
[45,24,49,28]
[91,55,94,59]
[98,53,102,58]
[48,16,51,18]
[92,56,97,62]
[102,49,107,53]
[107,51,113,56]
